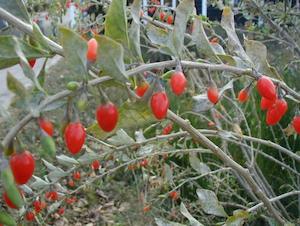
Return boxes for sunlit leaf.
[224,210,249,226]
[220,7,251,65]
[95,35,128,83]
[196,188,227,217]
[59,27,88,78]
[171,0,194,56]
[105,0,129,49]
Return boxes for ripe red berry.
[86,38,98,62]
[140,159,148,168]
[38,118,54,136]
[167,15,173,25]
[10,150,35,185]
[57,207,65,215]
[66,196,77,205]
[26,211,35,221]
[3,191,18,209]
[73,171,81,180]
[237,88,249,103]
[64,122,86,155]
[169,191,179,200]
[265,98,288,126]
[207,84,219,104]
[256,76,276,100]
[260,97,276,111]
[292,116,300,134]
[135,82,149,97]
[96,102,119,132]
[33,200,42,213]
[143,205,151,213]
[28,59,36,68]
[276,98,288,117]
[68,179,75,187]
[159,11,166,21]
[150,92,169,120]
[170,71,187,96]
[45,191,58,201]
[91,160,101,170]
[162,123,173,135]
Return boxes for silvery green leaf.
[107,129,135,146]
[180,202,204,226]
[56,155,79,166]
[31,176,50,190]
[77,151,99,165]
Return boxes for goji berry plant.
[0,0,300,225]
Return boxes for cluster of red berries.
[207,75,300,133]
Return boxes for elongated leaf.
[0,36,50,69]
[31,176,50,190]
[129,0,143,62]
[1,168,24,208]
[192,16,221,63]
[95,35,128,83]
[108,129,135,146]
[105,0,129,49]
[146,24,176,56]
[171,0,194,56]
[0,0,30,23]
[189,153,211,174]
[56,155,79,166]
[77,151,99,165]
[180,202,204,226]
[6,72,27,97]
[244,39,282,80]
[59,27,88,78]
[0,211,17,226]
[221,7,251,66]
[196,189,227,217]
[13,36,45,93]
[48,169,68,182]
[32,23,51,51]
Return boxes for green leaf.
[59,27,88,78]
[244,39,282,80]
[12,36,45,93]
[31,176,50,190]
[105,0,129,49]
[155,218,186,226]
[0,0,30,23]
[180,202,204,226]
[77,151,99,165]
[40,135,56,158]
[224,210,249,226]
[196,188,227,217]
[56,154,80,166]
[1,168,24,209]
[107,129,135,146]
[88,100,155,140]
[6,72,27,97]
[129,0,143,62]
[95,35,128,83]
[171,0,194,56]
[32,23,51,51]
[146,23,176,56]
[189,153,211,174]
[0,211,17,226]
[192,16,221,62]
[220,7,251,65]
[0,36,51,69]
[37,58,48,88]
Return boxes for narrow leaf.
[180,202,204,226]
